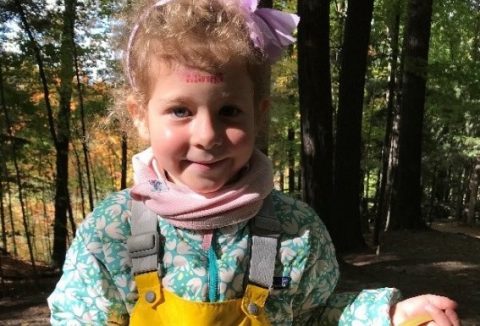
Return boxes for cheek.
[226,127,255,148]
[149,125,184,153]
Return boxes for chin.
[189,181,226,194]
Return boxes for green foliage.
[269,47,301,192]
[354,0,480,219]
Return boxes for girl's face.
[143,61,259,194]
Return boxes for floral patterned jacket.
[48,189,400,325]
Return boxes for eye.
[219,105,241,117]
[170,107,191,118]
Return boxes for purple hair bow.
[241,0,300,62]
[126,0,300,87]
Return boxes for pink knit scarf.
[130,148,274,230]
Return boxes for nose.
[190,111,223,150]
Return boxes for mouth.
[187,158,226,170]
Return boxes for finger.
[425,295,458,310]
[425,304,453,326]
[445,308,460,326]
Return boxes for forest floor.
[0,220,479,325]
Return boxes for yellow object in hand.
[399,313,433,326]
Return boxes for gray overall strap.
[127,200,161,275]
[248,194,281,289]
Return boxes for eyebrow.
[152,96,191,105]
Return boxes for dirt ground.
[0,221,479,325]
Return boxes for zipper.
[205,230,218,302]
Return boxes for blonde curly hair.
[123,0,270,109]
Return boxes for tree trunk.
[72,142,86,219]
[52,0,77,268]
[255,0,272,154]
[287,128,295,193]
[2,105,37,275]
[67,190,76,236]
[26,198,38,259]
[1,60,35,268]
[472,2,480,61]
[279,172,284,193]
[0,180,5,252]
[6,181,17,257]
[41,177,53,258]
[466,157,480,225]
[121,133,128,189]
[455,167,467,220]
[428,164,437,222]
[390,0,433,230]
[298,0,334,230]
[0,59,8,252]
[373,10,401,246]
[88,150,100,202]
[73,40,94,211]
[332,0,374,252]
[14,0,57,146]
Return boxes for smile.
[188,159,226,170]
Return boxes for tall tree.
[466,156,480,225]
[297,0,334,229]
[72,41,94,210]
[0,61,36,274]
[390,0,434,229]
[374,2,402,245]
[332,0,375,251]
[120,133,128,189]
[0,58,8,252]
[255,0,273,154]
[52,0,77,268]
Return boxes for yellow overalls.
[127,196,280,325]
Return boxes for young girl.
[48,0,459,324]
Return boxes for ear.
[127,95,150,140]
[259,97,271,115]
[255,97,271,131]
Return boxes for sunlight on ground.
[343,253,401,266]
[431,223,480,240]
[383,261,480,273]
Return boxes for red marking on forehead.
[183,72,224,84]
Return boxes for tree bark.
[72,142,86,219]
[1,60,35,267]
[298,0,334,231]
[472,1,480,61]
[88,150,100,202]
[14,0,57,146]
[332,0,375,252]
[72,40,94,211]
[255,0,272,154]
[14,0,76,268]
[455,167,468,220]
[390,0,433,230]
[121,133,128,189]
[287,128,295,193]
[6,180,17,257]
[0,59,8,252]
[52,0,77,268]
[374,10,401,245]
[0,179,5,252]
[466,157,480,225]
[1,100,37,275]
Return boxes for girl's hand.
[390,295,459,326]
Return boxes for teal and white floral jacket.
[48,189,400,325]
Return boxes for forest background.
[0,0,480,322]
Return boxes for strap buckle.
[127,232,160,259]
